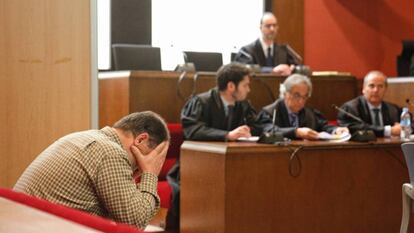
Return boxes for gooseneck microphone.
[331,104,376,142]
[258,106,284,144]
[331,104,364,123]
[406,99,414,108]
[286,45,303,65]
[272,108,277,134]
[239,49,253,62]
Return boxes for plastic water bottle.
[400,107,412,141]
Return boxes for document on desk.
[318,131,351,142]
[237,136,260,142]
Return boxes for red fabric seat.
[0,188,145,233]
[159,123,183,181]
[156,123,183,209]
[135,124,182,210]
[328,120,338,126]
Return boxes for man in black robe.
[337,71,410,137]
[257,74,348,140]
[181,62,261,141]
[166,62,261,231]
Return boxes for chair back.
[402,142,414,183]
[183,51,222,72]
[112,44,161,71]
[230,52,237,62]
[0,188,145,232]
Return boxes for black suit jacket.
[181,88,261,141]
[337,96,405,137]
[234,39,298,67]
[257,99,336,139]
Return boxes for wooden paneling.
[273,0,304,59]
[99,71,357,126]
[99,72,130,127]
[180,139,409,233]
[385,78,414,113]
[0,0,91,187]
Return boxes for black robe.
[257,98,336,139]
[234,39,298,68]
[337,96,411,137]
[181,88,261,141]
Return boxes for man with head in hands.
[181,62,262,141]
[234,12,299,75]
[337,70,412,137]
[257,74,348,140]
[14,111,170,230]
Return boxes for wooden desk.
[0,197,99,233]
[180,138,410,233]
[99,71,357,126]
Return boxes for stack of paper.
[318,131,351,142]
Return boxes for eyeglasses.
[262,23,277,29]
[289,92,309,101]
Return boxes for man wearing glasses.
[234,12,298,75]
[257,74,349,140]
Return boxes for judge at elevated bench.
[181,62,261,140]
[234,12,298,75]
[338,70,412,137]
[257,74,348,140]
[14,111,170,229]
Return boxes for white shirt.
[260,37,273,58]
[366,102,391,137]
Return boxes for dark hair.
[113,111,170,147]
[216,62,251,91]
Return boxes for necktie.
[227,105,235,131]
[265,47,273,67]
[373,108,380,126]
[290,113,298,127]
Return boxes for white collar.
[366,101,382,110]
[260,37,273,53]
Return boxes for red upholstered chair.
[328,120,338,126]
[157,123,183,208]
[138,124,183,227]
[160,123,183,180]
[0,188,145,233]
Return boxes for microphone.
[258,106,284,144]
[272,108,277,134]
[239,49,253,62]
[286,45,303,65]
[331,104,376,142]
[286,45,312,75]
[331,104,364,123]
[406,99,414,108]
[236,50,261,73]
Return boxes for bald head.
[260,12,278,43]
[363,71,387,88]
[362,71,388,106]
